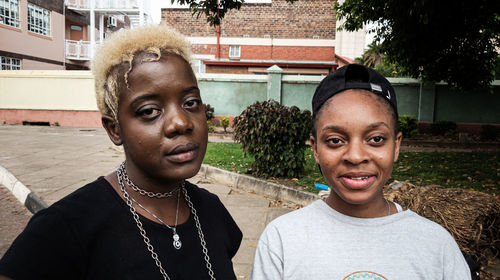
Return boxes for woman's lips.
[165,143,198,163]
[340,175,376,189]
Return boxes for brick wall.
[206,65,251,74]
[192,44,334,61]
[162,0,336,39]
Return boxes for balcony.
[65,40,97,61]
[65,0,141,12]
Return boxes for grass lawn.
[203,143,500,195]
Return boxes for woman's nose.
[343,140,369,165]
[163,107,194,137]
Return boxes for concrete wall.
[0,68,499,128]
[0,70,100,126]
[0,70,96,110]
[198,74,268,115]
[434,85,500,123]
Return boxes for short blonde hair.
[92,24,191,120]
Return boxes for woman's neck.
[325,193,391,218]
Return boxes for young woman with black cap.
[251,64,471,280]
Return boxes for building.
[0,0,150,70]
[334,0,366,60]
[161,0,364,75]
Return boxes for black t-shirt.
[0,177,242,280]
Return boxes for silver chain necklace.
[129,186,183,249]
[116,165,216,280]
[119,162,180,198]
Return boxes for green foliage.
[356,42,408,77]
[480,125,500,141]
[207,120,215,133]
[429,121,458,138]
[375,61,409,78]
[358,42,383,68]
[220,116,230,133]
[205,104,215,121]
[495,55,500,80]
[174,0,242,26]
[398,115,418,138]
[233,100,312,178]
[335,0,500,90]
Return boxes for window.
[1,56,21,70]
[0,0,20,28]
[192,59,206,74]
[229,45,240,58]
[28,3,50,36]
[70,25,82,31]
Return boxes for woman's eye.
[136,107,161,118]
[370,136,385,144]
[185,99,201,109]
[327,138,343,145]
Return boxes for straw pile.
[384,181,500,266]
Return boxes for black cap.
[312,64,398,117]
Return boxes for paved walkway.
[0,185,31,255]
[0,125,292,279]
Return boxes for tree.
[335,0,500,90]
[173,0,243,26]
[358,42,383,68]
[355,42,408,77]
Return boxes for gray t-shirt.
[251,200,471,280]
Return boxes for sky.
[150,0,185,24]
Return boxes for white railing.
[65,0,140,10]
[65,40,97,60]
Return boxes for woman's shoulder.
[396,210,457,241]
[45,176,122,223]
[265,200,325,230]
[54,176,116,205]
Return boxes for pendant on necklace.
[173,233,182,249]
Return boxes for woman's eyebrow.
[130,93,160,106]
[368,122,390,129]
[182,86,200,94]
[322,123,389,133]
[322,125,346,133]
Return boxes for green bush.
[480,125,500,141]
[233,100,312,178]
[220,116,230,133]
[398,115,418,138]
[207,120,215,133]
[429,121,457,138]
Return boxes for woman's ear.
[310,135,320,164]
[393,131,403,162]
[102,115,122,146]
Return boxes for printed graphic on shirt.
[343,271,388,280]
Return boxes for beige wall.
[22,59,64,70]
[0,0,65,68]
[0,70,96,110]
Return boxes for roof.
[204,58,338,69]
[334,54,354,64]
